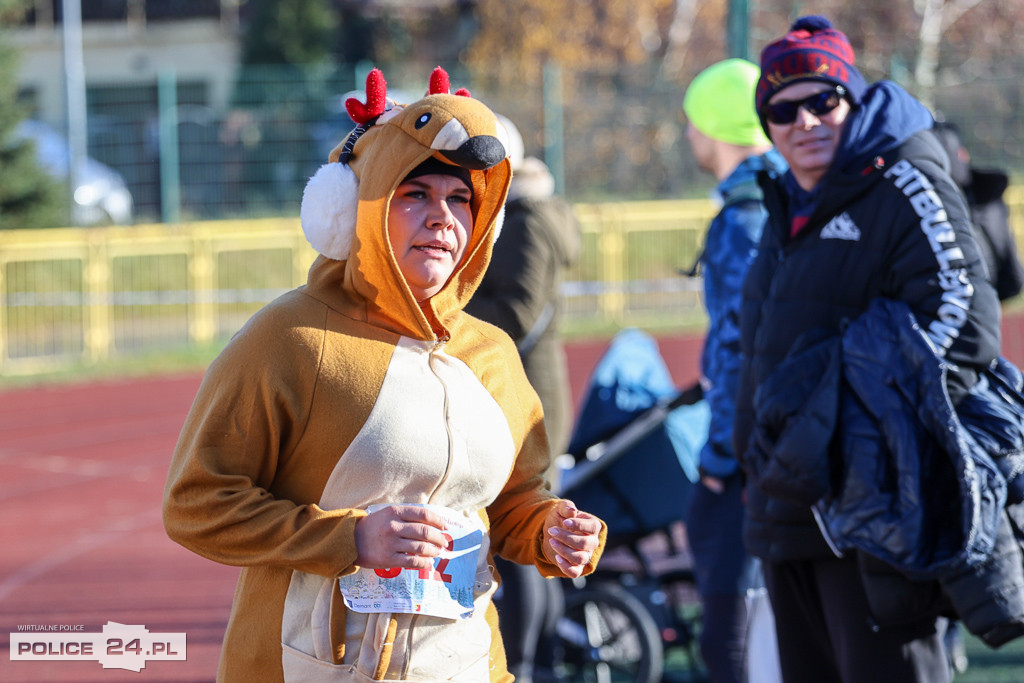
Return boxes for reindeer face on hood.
[299,67,513,339]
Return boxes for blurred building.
[10,1,240,125]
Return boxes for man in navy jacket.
[733,15,1001,683]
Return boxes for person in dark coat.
[932,120,1024,302]
[466,118,581,468]
[733,15,1002,683]
[465,116,582,683]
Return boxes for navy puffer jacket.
[747,298,1024,646]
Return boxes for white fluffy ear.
[300,162,359,260]
[491,204,505,244]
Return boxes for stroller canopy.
[563,328,710,539]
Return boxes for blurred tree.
[240,0,338,66]
[468,0,1024,98]
[0,0,65,229]
[238,0,474,72]
[232,0,341,166]
[914,0,981,108]
[234,0,477,105]
[749,0,1024,99]
[367,2,477,69]
[466,0,682,88]
[336,3,376,66]
[464,0,734,199]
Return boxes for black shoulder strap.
[683,180,765,277]
[517,302,555,356]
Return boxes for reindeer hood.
[300,67,513,341]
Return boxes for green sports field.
[957,631,1024,681]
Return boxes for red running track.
[0,374,238,682]
[0,333,701,683]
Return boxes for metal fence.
[0,199,719,376]
[5,188,1024,377]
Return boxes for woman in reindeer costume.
[163,67,606,682]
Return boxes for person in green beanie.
[681,57,787,683]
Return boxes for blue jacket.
[747,298,1024,646]
[698,150,786,478]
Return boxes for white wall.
[11,19,239,127]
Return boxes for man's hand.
[354,504,449,571]
[542,500,602,579]
[701,475,725,494]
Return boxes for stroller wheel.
[555,582,663,683]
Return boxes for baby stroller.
[554,328,711,683]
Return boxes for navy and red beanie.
[755,15,867,114]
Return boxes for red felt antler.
[428,66,471,98]
[428,67,450,95]
[345,68,388,124]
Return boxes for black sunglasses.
[762,85,847,125]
